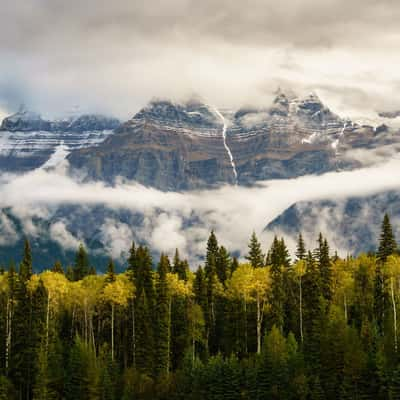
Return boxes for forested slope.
[0,215,399,399]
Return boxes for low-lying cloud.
[0,156,400,265]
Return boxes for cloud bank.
[0,156,400,265]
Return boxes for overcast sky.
[1,0,400,119]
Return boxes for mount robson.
[1,90,400,269]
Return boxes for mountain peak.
[0,106,50,132]
[133,98,218,128]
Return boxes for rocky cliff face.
[68,99,238,190]
[265,191,400,254]
[68,92,398,190]
[0,109,120,172]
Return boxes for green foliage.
[2,217,400,399]
[377,214,397,264]
[245,231,264,268]
[73,243,90,281]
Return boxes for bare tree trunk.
[344,293,348,323]
[256,293,261,354]
[391,278,397,352]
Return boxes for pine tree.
[377,214,397,264]
[19,239,33,283]
[73,244,90,281]
[105,258,116,283]
[317,235,332,302]
[245,231,264,268]
[296,233,306,261]
[231,257,239,275]
[127,241,137,275]
[172,249,189,281]
[268,237,290,331]
[134,246,155,374]
[216,246,231,284]
[302,251,323,372]
[205,231,219,278]
[155,254,171,376]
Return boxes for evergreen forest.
[0,214,400,399]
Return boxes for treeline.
[0,214,400,399]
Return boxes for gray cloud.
[1,0,400,118]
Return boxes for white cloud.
[49,220,82,250]
[99,218,134,260]
[0,212,18,246]
[0,156,399,263]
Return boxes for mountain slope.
[0,108,120,172]
[67,92,398,190]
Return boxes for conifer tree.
[377,214,397,264]
[51,260,64,274]
[155,254,171,376]
[302,251,323,372]
[205,231,219,278]
[374,216,396,333]
[316,235,332,302]
[268,237,290,331]
[216,246,231,284]
[127,241,137,276]
[133,246,155,374]
[105,258,116,283]
[19,239,32,283]
[296,233,307,261]
[73,244,90,281]
[245,231,264,268]
[194,267,207,310]
[231,257,239,275]
[172,249,188,281]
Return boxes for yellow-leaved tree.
[40,271,70,352]
[385,255,400,352]
[227,263,270,354]
[102,273,135,360]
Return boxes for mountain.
[67,92,398,190]
[265,191,400,254]
[0,107,120,172]
[1,92,400,264]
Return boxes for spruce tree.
[205,231,219,278]
[105,258,116,283]
[73,244,90,281]
[231,257,239,275]
[155,254,171,376]
[296,233,306,261]
[316,235,332,302]
[19,239,32,283]
[127,241,137,276]
[172,249,188,281]
[268,237,290,331]
[245,231,264,268]
[377,214,397,264]
[134,246,155,374]
[216,246,231,284]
